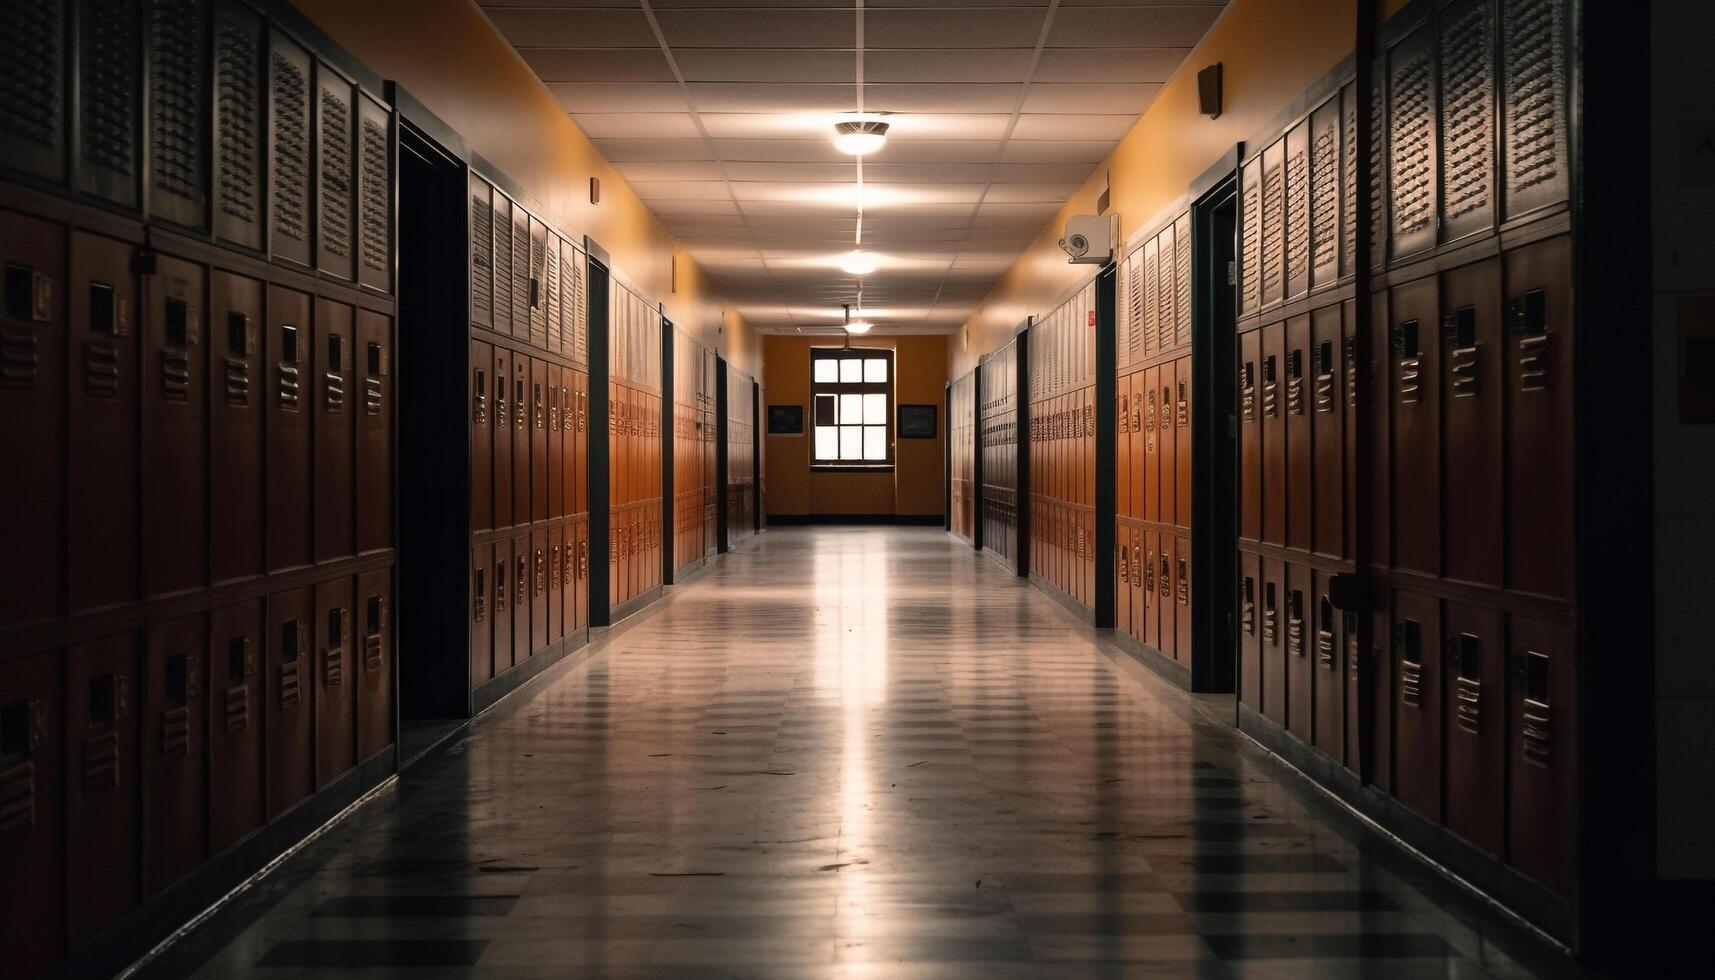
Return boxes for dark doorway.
[396,122,472,755]
[1192,176,1238,694]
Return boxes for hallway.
[138,528,1573,978]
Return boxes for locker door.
[1083,386,1095,605]
[1239,553,1261,711]
[574,517,589,631]
[561,377,575,519]
[266,586,313,818]
[511,203,530,340]
[1508,615,1574,893]
[1391,589,1442,821]
[314,576,354,787]
[315,63,357,282]
[70,231,140,611]
[491,194,512,332]
[528,218,547,348]
[490,539,511,674]
[492,347,512,528]
[554,525,569,640]
[1260,321,1286,547]
[1312,571,1345,758]
[1344,298,1359,561]
[1443,602,1503,856]
[1440,259,1502,586]
[0,0,67,183]
[1174,357,1192,528]
[1129,373,1145,520]
[208,598,264,853]
[144,612,207,896]
[574,369,588,515]
[67,631,139,942]
[266,286,312,571]
[1504,237,1573,599]
[1115,519,1131,637]
[512,533,530,666]
[547,236,563,354]
[1261,558,1286,725]
[471,340,493,532]
[212,0,263,249]
[0,649,64,978]
[1370,290,1392,568]
[512,350,529,523]
[1239,329,1261,541]
[76,0,142,206]
[210,270,264,583]
[1129,525,1144,643]
[1175,533,1192,665]
[1143,368,1159,523]
[268,30,312,268]
[468,174,493,329]
[1158,535,1177,662]
[1390,277,1440,575]
[356,310,392,554]
[1285,315,1312,550]
[356,93,391,294]
[356,568,391,760]
[315,299,355,562]
[531,358,548,522]
[1312,305,1345,556]
[547,365,563,521]
[470,545,493,686]
[0,211,66,625]
[1158,370,1175,536]
[531,527,549,654]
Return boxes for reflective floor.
[136,527,1583,978]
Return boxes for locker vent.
[1260,152,1284,302]
[470,192,492,317]
[1311,107,1340,280]
[359,116,389,279]
[492,203,512,326]
[149,0,204,202]
[1285,138,1309,289]
[318,85,353,261]
[214,8,260,224]
[0,0,63,148]
[545,238,562,349]
[1503,0,1566,205]
[1126,252,1143,358]
[1440,1,1493,227]
[1368,77,1387,268]
[271,49,310,243]
[84,338,120,397]
[1,324,38,389]
[1174,222,1191,345]
[1156,237,1173,352]
[510,214,529,328]
[1341,85,1357,275]
[81,0,139,176]
[1388,38,1436,245]
[1240,165,1261,312]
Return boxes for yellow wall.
[954,0,1355,376]
[291,0,757,375]
[763,334,949,518]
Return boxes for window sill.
[811,464,896,474]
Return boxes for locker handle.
[1507,288,1547,337]
[5,263,53,323]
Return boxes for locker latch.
[4,262,52,323]
[1449,633,1481,734]
[1326,573,1367,611]
[1443,306,1479,398]
[1507,288,1547,337]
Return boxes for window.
[811,347,893,467]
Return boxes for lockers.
[355,568,391,760]
[1029,280,1096,608]
[512,531,529,668]
[1440,259,1502,586]
[1311,305,1344,557]
[266,285,312,571]
[314,576,353,787]
[316,62,357,281]
[1391,589,1441,820]
[727,364,755,549]
[492,344,513,528]
[607,279,663,612]
[69,231,139,612]
[470,544,493,686]
[142,251,207,598]
[314,298,356,563]
[207,598,263,853]
[143,612,207,896]
[1504,237,1572,598]
[356,308,391,553]
[0,649,64,979]
[1388,275,1439,575]
[266,585,312,817]
[1285,315,1311,551]
[980,342,1020,567]
[511,348,528,525]
[356,93,391,293]
[213,0,264,250]
[0,0,68,183]
[1443,601,1504,855]
[949,371,976,544]
[0,211,65,625]
[532,357,549,523]
[66,630,139,942]
[1507,614,1574,893]
[210,270,264,582]
[675,333,714,572]
[77,0,143,207]
[148,0,209,229]
[268,29,313,267]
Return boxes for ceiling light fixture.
[843,303,873,336]
[840,251,878,276]
[833,119,889,156]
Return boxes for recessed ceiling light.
[840,251,878,275]
[833,120,889,156]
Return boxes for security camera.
[1058,214,1116,265]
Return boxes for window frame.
[810,346,895,470]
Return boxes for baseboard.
[1028,572,1097,625]
[980,546,1021,575]
[1107,629,1191,689]
[768,513,944,526]
[607,586,665,626]
[471,627,593,715]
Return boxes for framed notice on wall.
[898,404,937,439]
[767,404,804,435]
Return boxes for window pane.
[814,426,837,461]
[863,392,886,424]
[839,358,862,383]
[815,393,835,426]
[839,393,863,424]
[814,358,838,383]
[864,358,887,383]
[864,425,886,461]
[839,426,862,460]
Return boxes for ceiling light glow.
[833,120,889,156]
[840,251,878,275]
[845,319,873,335]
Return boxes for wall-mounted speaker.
[1199,63,1223,119]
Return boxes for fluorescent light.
[840,251,878,275]
[833,120,889,156]
[845,319,873,335]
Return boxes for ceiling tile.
[590,138,714,162]
[547,82,689,113]
[674,49,856,84]
[484,8,657,47]
[1020,83,1162,115]
[687,83,857,114]
[573,113,702,139]
[997,139,1115,163]
[1008,113,1138,141]
[864,83,1021,114]
[865,8,1046,49]
[981,182,1083,203]
[864,49,1035,83]
[628,181,733,201]
[725,161,854,182]
[654,9,855,48]
[614,160,727,181]
[520,48,676,83]
[1032,47,1192,84]
[1047,6,1223,49]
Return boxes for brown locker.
[1142,368,1159,522]
[1391,589,1442,821]
[266,586,312,818]
[0,649,64,978]
[512,350,529,522]
[1261,558,1286,725]
[528,218,547,348]
[1372,606,1393,791]
[266,286,312,571]
[356,309,391,554]
[547,236,563,354]
[1504,237,1573,599]
[470,545,493,686]
[1174,358,1192,528]
[1312,305,1344,556]
[531,358,549,522]
[573,369,589,514]
[493,346,512,528]
[1174,215,1192,349]
[1115,522,1131,637]
[212,0,263,249]
[531,527,549,654]
[1116,382,1131,520]
[67,631,139,942]
[0,211,66,625]
[0,0,67,184]
[1285,314,1312,550]
[547,365,563,520]
[1260,321,1286,547]
[1440,259,1502,586]
[1390,276,1440,575]
[143,255,208,590]
[1438,0,1496,243]
[574,517,589,631]
[1239,330,1261,541]
[471,340,493,532]
[1369,290,1392,568]
[355,93,391,294]
[1175,534,1192,665]
[268,30,313,267]
[143,612,207,896]
[1157,534,1176,661]
[1261,140,1285,308]
[1443,602,1503,856]
[1239,553,1261,711]
[70,231,140,611]
[511,203,530,339]
[1508,615,1574,893]
[468,175,493,327]
[1284,120,1310,301]
[208,598,264,853]
[491,193,512,331]
[1311,571,1345,757]
[1345,607,1362,773]
[1387,23,1440,260]
[146,0,207,221]
[1158,226,1176,355]
[314,576,353,787]
[315,63,357,282]
[1084,391,1096,604]
[1343,298,1359,562]
[490,540,512,674]
[551,527,565,641]
[1130,525,1144,643]
[210,270,264,583]
[1239,155,1262,316]
[315,299,355,562]
[1285,563,1311,740]
[356,567,391,760]
[512,534,530,666]
[561,378,575,518]
[75,0,141,206]
[1142,239,1159,360]
[1310,98,1342,291]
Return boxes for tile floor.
[132,527,1586,979]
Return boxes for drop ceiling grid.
[478,0,1229,332]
